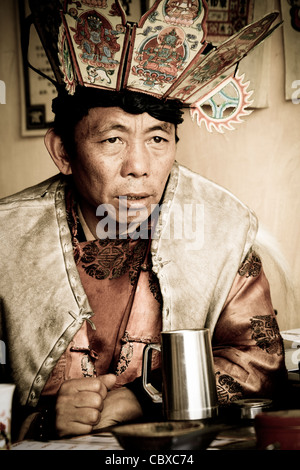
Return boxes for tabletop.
[11,424,257,451]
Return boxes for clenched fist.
[55,374,116,437]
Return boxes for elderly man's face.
[68,106,177,233]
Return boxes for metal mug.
[142,329,218,420]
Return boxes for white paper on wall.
[280,0,300,101]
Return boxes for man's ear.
[44,128,72,175]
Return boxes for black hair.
[52,86,184,156]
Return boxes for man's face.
[68,106,177,233]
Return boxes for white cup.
[0,384,15,450]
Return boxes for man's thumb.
[98,373,117,391]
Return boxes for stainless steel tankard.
[142,329,218,420]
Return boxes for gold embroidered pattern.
[80,238,148,285]
[81,353,97,378]
[238,249,262,278]
[250,315,284,356]
[115,331,134,376]
[215,372,244,404]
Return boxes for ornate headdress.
[27,0,280,132]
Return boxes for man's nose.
[121,141,150,177]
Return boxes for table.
[11,424,257,451]
[10,374,300,452]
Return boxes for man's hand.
[55,374,116,437]
[92,386,143,430]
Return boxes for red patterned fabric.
[42,190,161,395]
[213,249,286,403]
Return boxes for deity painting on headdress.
[164,0,202,27]
[71,11,121,67]
[66,9,125,86]
[166,11,279,104]
[190,46,238,86]
[131,26,187,89]
[125,0,207,96]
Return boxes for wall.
[0,0,299,330]
[175,4,300,331]
[0,0,57,195]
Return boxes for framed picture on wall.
[18,0,57,136]
[280,0,300,101]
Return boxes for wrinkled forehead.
[75,106,176,139]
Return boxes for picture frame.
[18,0,57,136]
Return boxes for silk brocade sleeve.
[212,250,287,404]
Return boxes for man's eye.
[105,137,119,144]
[152,136,166,143]
[100,137,122,144]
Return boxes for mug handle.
[142,343,162,403]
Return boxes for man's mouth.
[117,194,151,217]
[126,195,147,200]
[119,193,151,201]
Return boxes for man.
[0,86,286,441]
